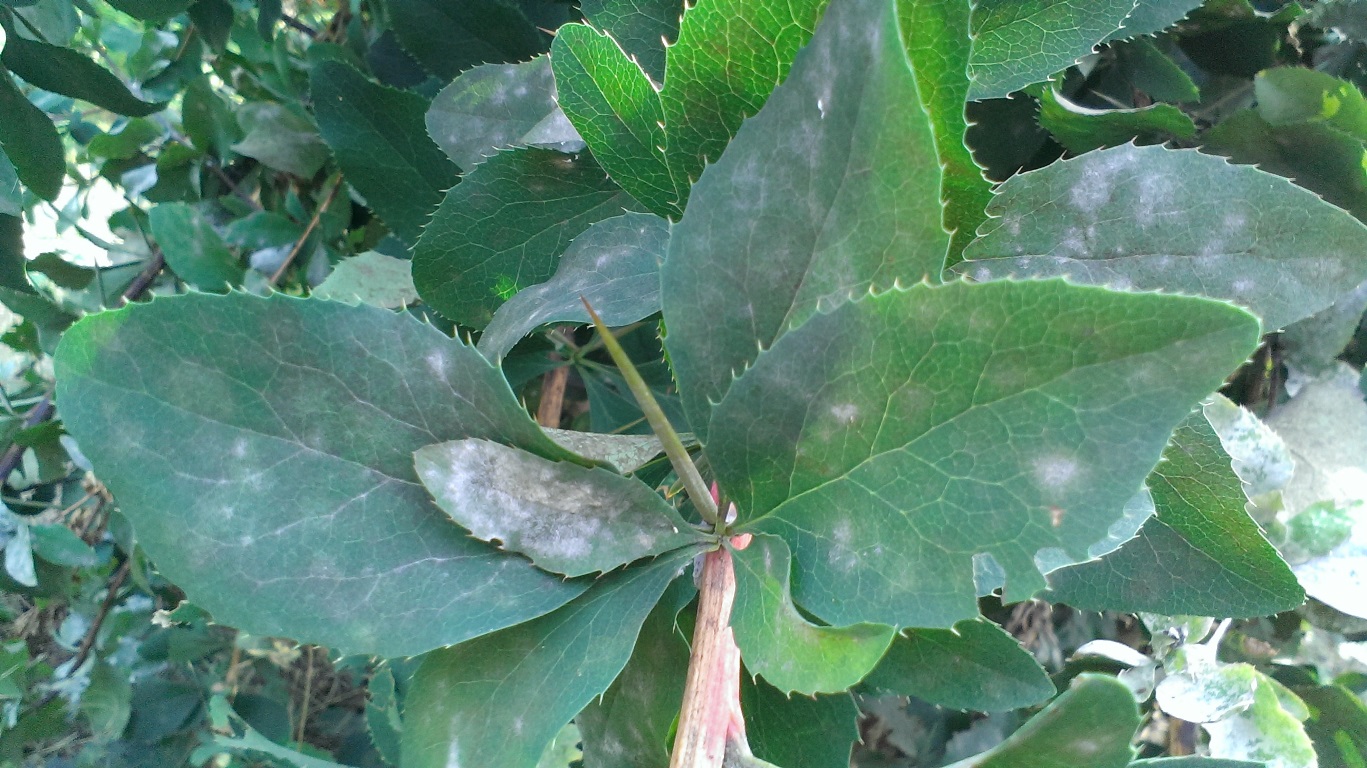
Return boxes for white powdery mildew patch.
[1033,453,1081,492]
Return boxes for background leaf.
[0,31,164,116]
[387,0,546,80]
[55,293,587,656]
[741,677,859,768]
[312,251,417,309]
[580,0,681,82]
[0,71,63,200]
[148,203,244,291]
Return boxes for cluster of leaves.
[0,0,1365,767]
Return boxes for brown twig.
[295,645,317,746]
[269,174,343,285]
[537,365,569,428]
[671,545,745,768]
[27,558,132,713]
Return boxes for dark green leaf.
[959,144,1367,330]
[551,23,681,217]
[28,524,97,567]
[479,212,667,360]
[27,252,93,289]
[54,293,588,656]
[182,77,240,157]
[576,580,692,768]
[861,619,1055,712]
[1048,407,1304,617]
[148,203,244,291]
[412,147,640,328]
[0,33,165,116]
[1105,0,1205,41]
[0,215,28,296]
[0,148,19,216]
[663,0,947,442]
[401,549,693,768]
[188,0,233,51]
[900,0,990,264]
[741,677,858,768]
[426,55,576,171]
[732,534,894,695]
[0,71,63,200]
[387,0,545,80]
[81,661,132,741]
[231,102,328,178]
[580,0,681,83]
[106,0,191,20]
[87,119,160,160]
[944,674,1137,768]
[1111,38,1200,103]
[415,438,705,576]
[256,0,281,39]
[710,280,1258,629]
[1038,87,1197,153]
[310,60,458,246]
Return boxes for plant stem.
[582,300,720,527]
[671,545,743,768]
[269,172,343,285]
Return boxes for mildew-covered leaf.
[415,438,706,577]
[663,0,947,442]
[479,212,667,360]
[1047,408,1304,618]
[959,144,1367,331]
[1205,674,1316,768]
[1156,644,1260,724]
[412,148,641,328]
[54,293,587,656]
[710,280,1259,630]
[731,534,894,695]
[942,674,1138,768]
[401,549,694,768]
[426,55,582,172]
[541,429,663,474]
[861,619,1055,712]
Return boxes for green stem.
[582,300,720,528]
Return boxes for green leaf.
[741,677,859,768]
[1297,684,1367,768]
[0,147,19,216]
[861,619,1055,712]
[148,203,245,291]
[967,0,1200,100]
[401,548,693,768]
[412,147,640,328]
[731,534,894,695]
[959,143,1367,330]
[479,212,667,360]
[1205,673,1317,768]
[106,0,191,20]
[80,661,131,741]
[577,579,693,768]
[709,280,1259,629]
[0,71,63,200]
[551,23,681,218]
[0,33,165,116]
[387,0,546,80]
[1111,38,1200,103]
[54,293,588,656]
[365,664,403,767]
[944,674,1139,768]
[1047,407,1304,618]
[188,0,233,51]
[580,0,681,83]
[542,429,664,473]
[207,696,350,768]
[1038,88,1196,153]
[231,102,328,178]
[28,524,96,567]
[1129,760,1262,767]
[415,438,705,576]
[426,55,579,172]
[312,251,417,309]
[662,0,947,442]
[901,0,991,264]
[1156,643,1260,724]
[310,60,458,246]
[183,77,241,157]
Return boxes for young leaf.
[861,619,1055,712]
[1047,408,1305,618]
[942,674,1138,768]
[387,0,546,80]
[0,71,63,200]
[731,534,894,695]
[579,0,681,83]
[959,144,1367,331]
[662,0,948,442]
[412,148,641,328]
[148,203,244,291]
[401,548,695,768]
[900,0,992,263]
[709,280,1259,630]
[551,24,682,218]
[54,293,588,657]
[0,33,165,116]
[479,212,668,360]
[415,438,706,576]
[311,60,459,246]
[425,55,577,171]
